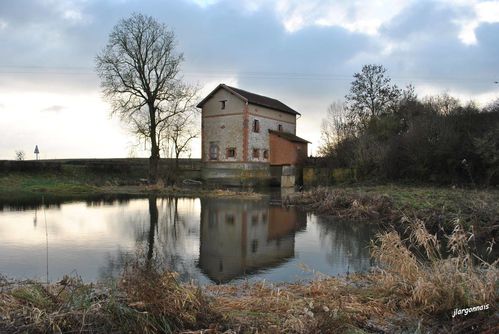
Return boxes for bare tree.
[345,64,401,124]
[96,13,186,184]
[423,93,460,115]
[319,101,349,156]
[169,113,199,168]
[15,150,25,161]
[157,85,199,169]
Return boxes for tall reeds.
[371,217,497,316]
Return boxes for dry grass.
[372,219,497,314]
[118,260,221,332]
[0,263,221,333]
[290,186,395,221]
[206,277,396,333]
[0,276,118,333]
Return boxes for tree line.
[320,64,499,186]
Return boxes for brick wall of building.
[247,103,296,163]
[269,133,308,166]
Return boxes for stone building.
[197,84,309,186]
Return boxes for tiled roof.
[197,84,300,116]
[269,130,310,144]
[225,85,300,116]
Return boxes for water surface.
[0,196,375,284]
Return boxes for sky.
[1,0,499,160]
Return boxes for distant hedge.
[0,160,62,173]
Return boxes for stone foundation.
[202,162,272,187]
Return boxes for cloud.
[188,0,221,8]
[41,105,66,113]
[42,0,91,24]
[455,0,499,45]
[187,0,415,35]
[275,0,414,34]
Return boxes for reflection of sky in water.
[0,197,375,284]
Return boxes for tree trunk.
[175,150,180,169]
[149,104,160,184]
[149,151,160,184]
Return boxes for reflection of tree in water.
[99,197,201,282]
[149,197,202,281]
[314,215,376,273]
[147,196,158,263]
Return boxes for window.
[226,214,235,224]
[226,147,236,158]
[251,240,258,253]
[278,124,283,132]
[263,150,269,159]
[220,100,226,109]
[209,142,219,160]
[252,148,260,159]
[253,119,260,133]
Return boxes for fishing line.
[42,196,49,285]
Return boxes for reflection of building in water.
[199,198,306,283]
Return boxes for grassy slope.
[0,171,264,207]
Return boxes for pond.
[0,196,376,284]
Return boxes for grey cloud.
[380,1,462,40]
[361,1,499,96]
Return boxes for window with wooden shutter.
[253,119,260,133]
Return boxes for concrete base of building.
[202,162,272,187]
